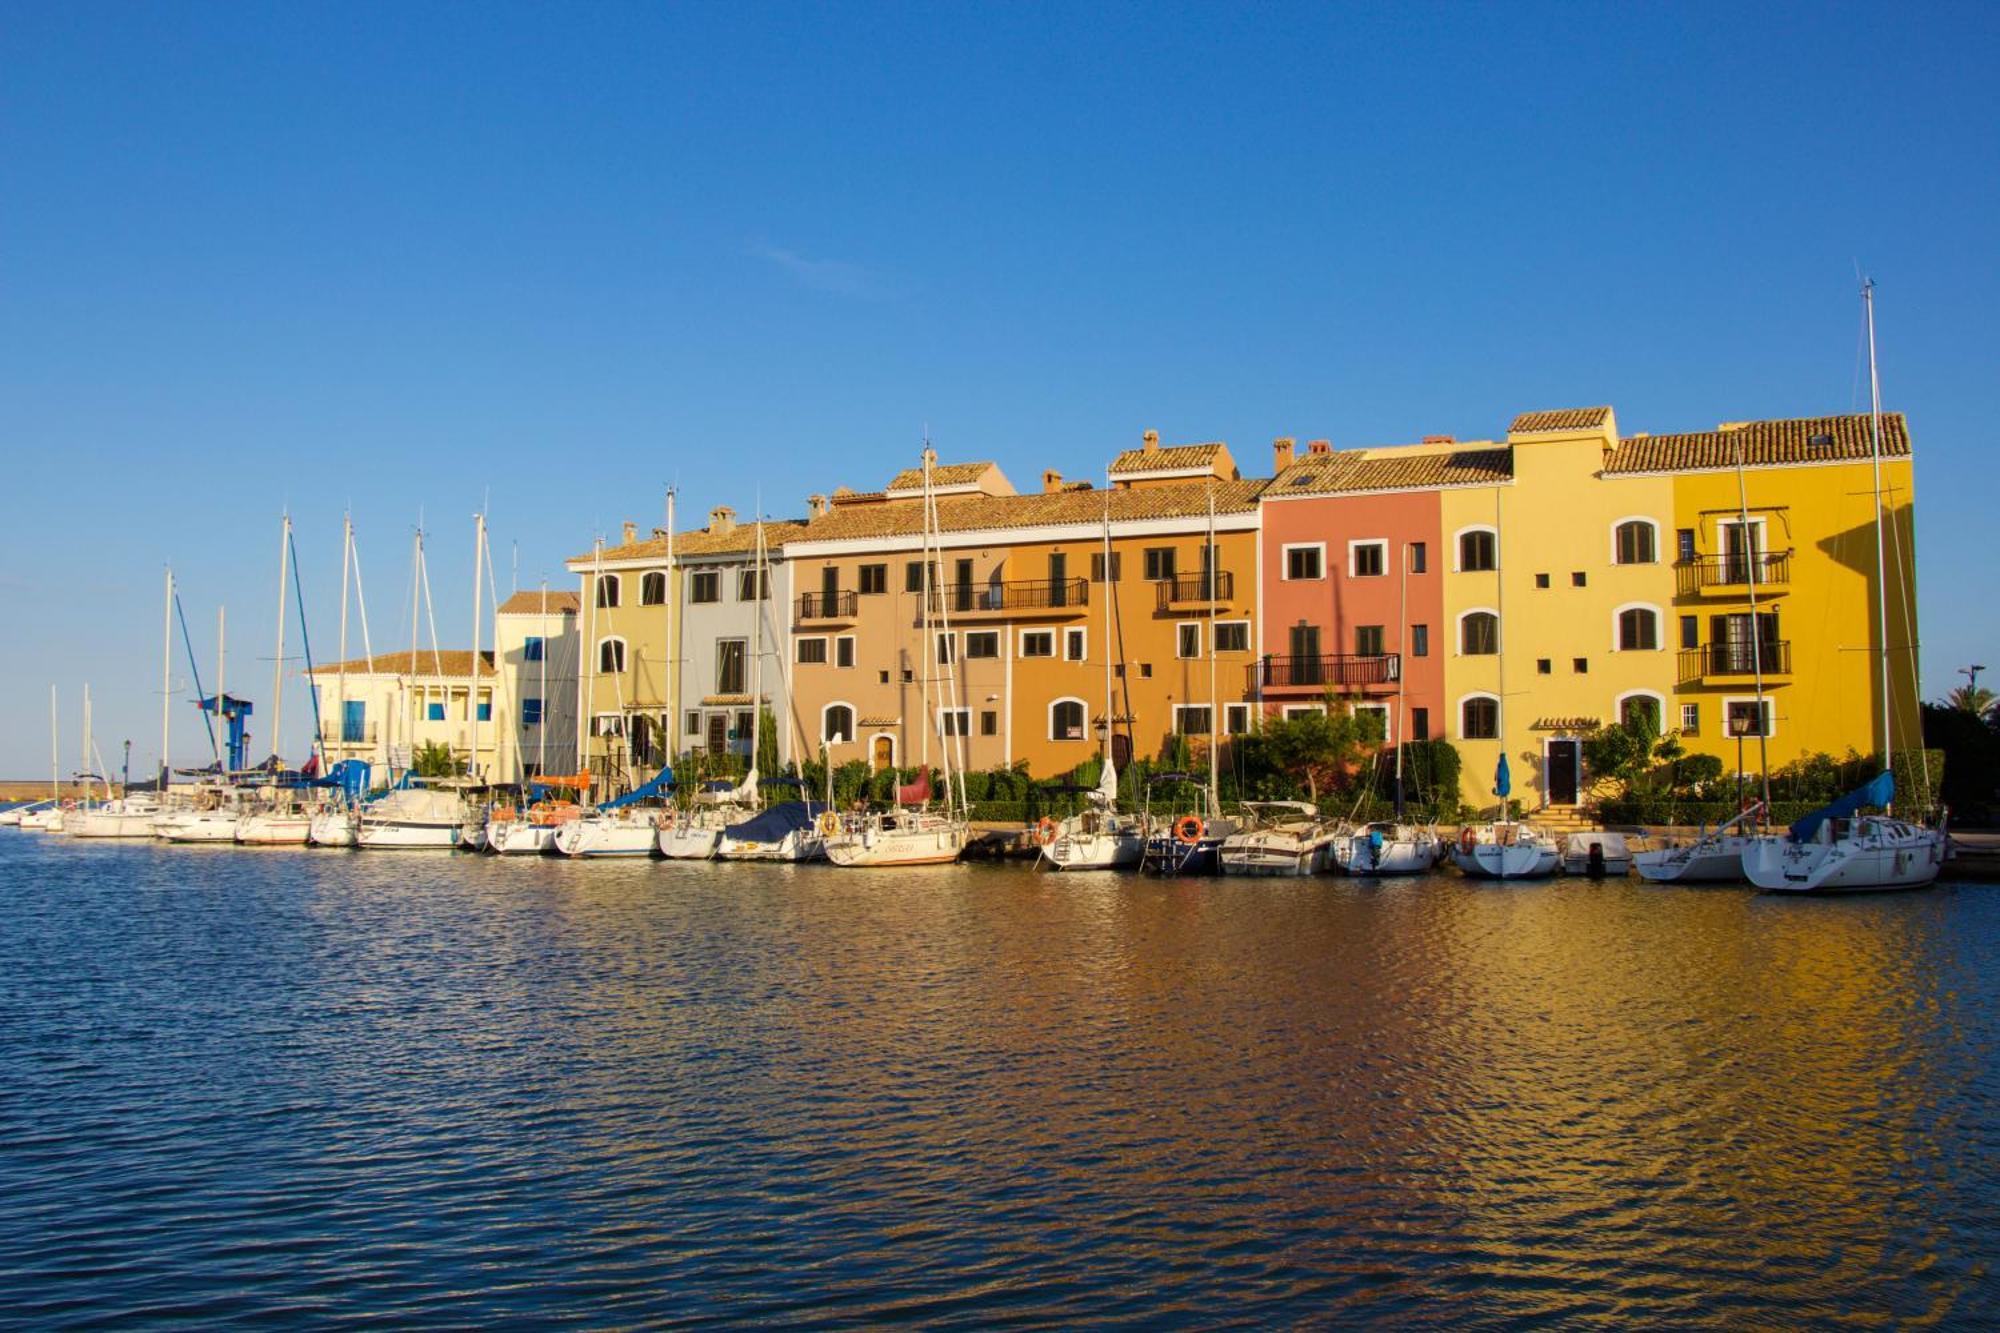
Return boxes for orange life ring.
[1034,816,1059,846]
[1174,814,1205,846]
[1458,826,1477,855]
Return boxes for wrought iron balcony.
[1678,640,1792,683]
[1249,653,1401,692]
[321,722,378,744]
[1674,550,1793,596]
[1155,570,1234,609]
[795,590,858,622]
[925,578,1089,616]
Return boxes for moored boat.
[1333,821,1445,875]
[1560,830,1633,877]
[1219,802,1336,877]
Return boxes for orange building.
[782,434,1261,780]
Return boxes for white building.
[309,649,498,777]
[492,588,581,782]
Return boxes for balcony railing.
[795,589,858,621]
[1249,653,1401,691]
[1674,550,1793,596]
[321,723,378,744]
[1155,570,1234,609]
[925,578,1089,615]
[1678,640,1792,682]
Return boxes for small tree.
[413,740,464,778]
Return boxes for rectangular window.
[1726,699,1774,738]
[1020,630,1054,658]
[427,701,445,722]
[936,633,955,664]
[1677,528,1698,562]
[1409,542,1427,574]
[905,561,926,593]
[796,637,828,665]
[1411,624,1429,658]
[1090,552,1122,582]
[1283,544,1324,581]
[1681,703,1700,734]
[716,639,747,694]
[523,636,545,662]
[1461,697,1499,739]
[1354,625,1385,657]
[476,695,491,723]
[1350,541,1387,577]
[1572,571,1587,588]
[1573,657,1589,673]
[964,631,1000,659]
[1459,529,1497,572]
[1064,628,1086,661]
[1354,704,1389,743]
[939,709,972,737]
[858,564,888,595]
[835,636,855,668]
[1411,706,1430,741]
[1537,658,1552,674]
[738,568,769,601]
[1535,572,1551,588]
[1177,623,1201,659]
[689,571,720,604]
[1143,547,1176,581]
[1224,703,1251,736]
[686,711,701,735]
[980,710,998,736]
[1681,615,1699,650]
[1213,621,1249,653]
[1139,663,1152,678]
[734,710,753,743]
[1174,705,1213,736]
[521,697,543,726]
[593,713,625,737]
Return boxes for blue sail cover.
[1494,753,1512,798]
[1789,770,1894,843]
[600,765,675,811]
[724,800,829,842]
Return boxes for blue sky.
[2,2,1995,775]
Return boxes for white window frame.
[1175,621,1202,659]
[597,635,628,675]
[1213,619,1251,654]
[1611,602,1664,652]
[1282,703,1327,720]
[1722,696,1778,739]
[1019,629,1055,659]
[1280,542,1326,581]
[1063,627,1087,662]
[795,636,829,665]
[936,707,973,738]
[821,701,857,745]
[963,630,1001,660]
[835,635,856,668]
[1711,514,1770,554]
[1224,702,1251,736]
[592,712,625,737]
[1353,702,1391,743]
[1456,607,1501,656]
[1457,691,1501,740]
[595,573,621,608]
[1048,696,1089,742]
[1173,703,1215,735]
[1348,538,1389,578]
[1615,689,1668,731]
[1680,702,1700,734]
[1609,516,1661,566]
[1453,524,1499,573]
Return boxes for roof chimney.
[1422,435,1455,445]
[1273,437,1296,471]
[708,505,736,535]
[1306,439,1332,456]
[807,493,830,518]
[621,520,637,545]
[1142,429,1160,455]
[1042,469,1063,494]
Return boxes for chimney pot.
[1273,437,1296,471]
[1142,429,1160,454]
[1042,469,1063,494]
[1422,435,1455,445]
[709,505,736,535]
[1307,439,1332,456]
[621,520,637,544]
[808,494,829,518]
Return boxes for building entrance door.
[872,734,894,772]
[705,713,728,756]
[1547,739,1580,806]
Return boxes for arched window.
[1613,519,1658,565]
[1460,610,1499,655]
[1460,694,1500,739]
[1618,692,1664,733]
[598,638,626,674]
[1050,698,1087,741]
[595,574,620,609]
[630,715,656,764]
[641,571,667,605]
[1457,526,1497,572]
[1616,605,1660,651]
[822,703,855,744]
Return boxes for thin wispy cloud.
[747,242,883,298]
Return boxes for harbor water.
[2,834,1995,1325]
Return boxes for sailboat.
[68,683,164,838]
[825,445,970,868]
[1742,281,1948,892]
[18,689,65,831]
[1451,493,1559,879]
[311,516,374,847]
[487,578,583,854]
[1219,801,1338,876]
[157,609,253,843]
[1040,501,1144,871]
[1334,541,1444,875]
[71,588,177,839]
[237,514,317,845]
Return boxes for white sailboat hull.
[1039,826,1143,871]
[308,810,358,847]
[487,820,559,855]
[658,824,722,859]
[1219,831,1334,877]
[356,820,463,850]
[236,812,313,845]
[66,809,161,839]
[555,817,660,858]
[715,830,824,862]
[20,807,66,831]
[1742,822,1945,893]
[156,811,241,842]
[1452,826,1561,879]
[1333,830,1444,876]
[1634,836,1748,883]
[1559,832,1633,877]
[824,821,966,867]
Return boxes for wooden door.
[872,735,894,772]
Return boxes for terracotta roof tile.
[310,649,495,678]
[1510,407,1612,433]
[1604,413,1910,475]
[1108,442,1230,474]
[497,589,581,615]
[884,461,999,491]
[793,478,1267,543]
[568,520,810,567]
[1270,447,1513,496]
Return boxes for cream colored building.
[309,649,498,777]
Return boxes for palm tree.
[1945,683,1997,719]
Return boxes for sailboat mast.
[1735,437,1771,811]
[82,682,93,801]
[49,685,58,803]
[537,580,550,780]
[1101,499,1114,773]
[471,511,486,783]
[664,488,676,788]
[1863,277,1895,809]
[336,518,351,771]
[1205,486,1220,819]
[271,513,290,768]
[406,527,421,769]
[217,607,227,772]
[1494,483,1509,824]
[161,566,173,788]
[748,516,764,794]
[1395,543,1407,818]
[924,445,967,814]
